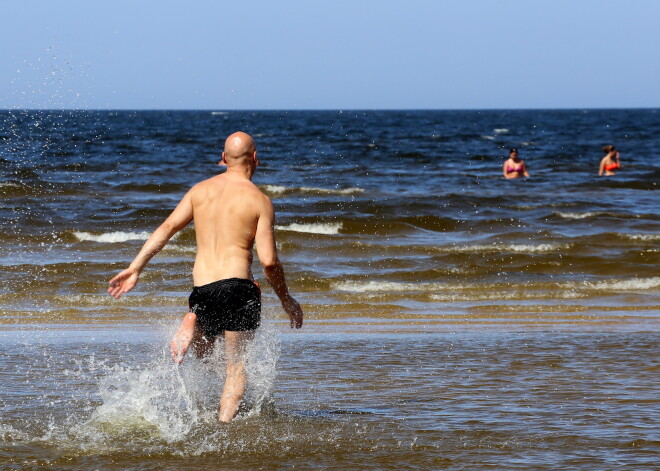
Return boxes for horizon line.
[1,106,659,112]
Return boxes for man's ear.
[254,151,259,167]
[219,152,227,166]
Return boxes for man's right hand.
[282,297,303,329]
[108,267,139,299]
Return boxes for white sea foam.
[275,222,342,235]
[481,135,495,140]
[437,243,568,254]
[493,128,509,134]
[430,291,583,301]
[557,212,642,220]
[582,277,660,291]
[620,233,660,241]
[262,184,363,196]
[555,211,603,219]
[554,211,641,220]
[299,186,364,195]
[163,244,196,254]
[335,280,569,295]
[333,281,441,292]
[336,276,660,297]
[74,231,152,243]
[262,184,287,195]
[74,231,181,243]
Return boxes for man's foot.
[170,313,197,364]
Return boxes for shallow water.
[1,109,658,468]
[1,323,658,470]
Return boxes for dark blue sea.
[1,109,658,469]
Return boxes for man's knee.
[224,330,253,357]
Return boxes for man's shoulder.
[190,175,270,203]
[188,176,212,192]
[188,174,231,193]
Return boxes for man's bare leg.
[218,330,254,423]
[170,312,197,364]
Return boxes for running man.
[108,131,303,423]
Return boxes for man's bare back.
[189,172,269,285]
[108,132,302,422]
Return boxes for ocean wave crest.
[162,245,196,253]
[334,276,660,296]
[555,211,603,219]
[301,186,364,195]
[74,231,152,243]
[582,277,660,291]
[262,185,363,196]
[437,243,569,254]
[333,281,440,292]
[275,223,342,235]
[554,211,640,220]
[430,291,583,301]
[262,185,287,195]
[620,233,660,241]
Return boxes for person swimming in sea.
[599,145,621,176]
[502,148,529,179]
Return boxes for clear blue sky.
[2,0,659,109]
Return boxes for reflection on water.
[1,324,657,469]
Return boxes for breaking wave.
[262,185,363,196]
[74,231,152,243]
[275,223,342,235]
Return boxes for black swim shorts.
[188,278,261,336]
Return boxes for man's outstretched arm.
[108,190,194,299]
[255,197,303,328]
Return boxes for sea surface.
[1,109,658,469]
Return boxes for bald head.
[223,132,256,162]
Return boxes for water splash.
[0,321,287,461]
[72,321,282,446]
[5,44,90,110]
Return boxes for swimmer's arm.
[523,162,530,177]
[254,198,284,296]
[130,190,194,271]
[598,158,605,176]
[108,190,194,299]
[502,161,508,178]
[255,197,303,328]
